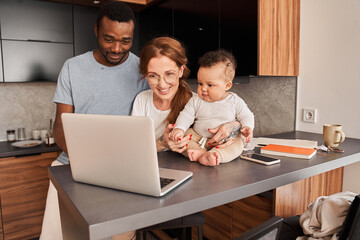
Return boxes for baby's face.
[197,63,232,102]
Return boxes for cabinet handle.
[26,39,52,43]
[15,153,42,158]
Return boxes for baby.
[169,49,254,166]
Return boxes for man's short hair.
[97,1,136,29]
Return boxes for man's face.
[94,17,134,66]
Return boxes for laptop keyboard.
[160,177,175,189]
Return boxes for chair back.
[339,194,360,240]
[233,216,283,240]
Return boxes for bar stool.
[136,211,205,240]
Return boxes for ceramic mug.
[323,124,345,148]
[32,129,41,140]
[40,130,48,142]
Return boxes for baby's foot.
[198,152,220,166]
[187,149,207,162]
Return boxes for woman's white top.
[131,90,170,139]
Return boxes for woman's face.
[146,55,184,103]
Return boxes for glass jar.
[7,129,16,142]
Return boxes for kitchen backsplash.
[188,76,297,137]
[0,82,57,141]
[0,76,296,141]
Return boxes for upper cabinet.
[0,0,73,43]
[139,0,253,78]
[220,0,257,76]
[2,40,73,82]
[258,0,300,76]
[173,0,219,78]
[139,0,299,77]
[73,5,98,55]
[172,0,219,77]
[0,0,74,82]
[0,0,100,82]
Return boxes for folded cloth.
[296,191,357,240]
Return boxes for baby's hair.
[198,49,237,82]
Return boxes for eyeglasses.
[146,72,178,84]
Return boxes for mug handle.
[335,130,346,144]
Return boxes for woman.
[132,36,243,156]
[131,36,193,151]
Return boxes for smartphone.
[240,153,280,165]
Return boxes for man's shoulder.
[126,52,140,65]
[66,51,92,65]
[129,52,139,60]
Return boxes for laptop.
[61,113,193,197]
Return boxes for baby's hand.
[169,128,185,142]
[240,126,253,143]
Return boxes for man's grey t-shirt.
[53,51,149,164]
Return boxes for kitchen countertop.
[49,131,360,239]
[0,140,61,158]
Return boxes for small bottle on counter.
[7,129,16,142]
[46,118,55,146]
[46,130,55,146]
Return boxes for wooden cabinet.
[0,204,3,240]
[202,195,272,240]
[258,0,300,76]
[203,204,233,240]
[202,167,343,239]
[232,195,273,238]
[274,167,344,218]
[0,152,59,240]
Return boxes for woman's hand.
[207,121,241,148]
[163,124,190,153]
[169,128,185,143]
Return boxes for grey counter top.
[0,140,61,158]
[49,131,360,239]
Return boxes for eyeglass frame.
[146,65,185,84]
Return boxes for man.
[40,2,148,239]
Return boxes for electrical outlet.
[303,108,317,123]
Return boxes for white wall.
[297,0,360,193]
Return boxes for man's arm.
[53,103,74,155]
